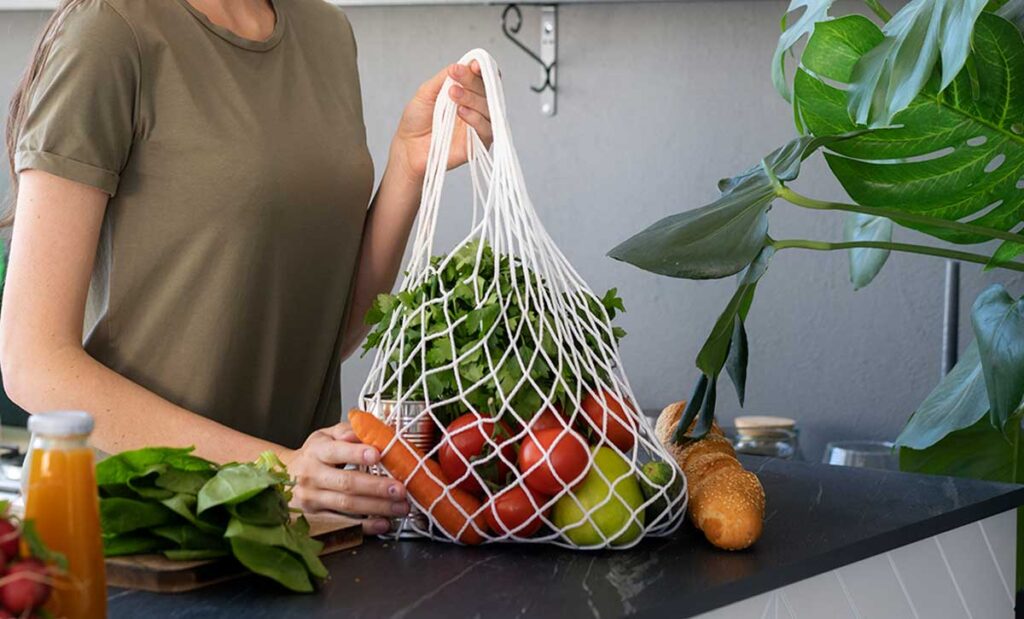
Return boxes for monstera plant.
[610,0,1024,584]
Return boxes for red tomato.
[518,428,590,496]
[530,406,570,432]
[581,389,637,452]
[439,413,515,496]
[485,485,549,538]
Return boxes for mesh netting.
[358,49,686,549]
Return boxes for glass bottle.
[23,411,106,619]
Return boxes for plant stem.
[771,238,1024,273]
[778,187,1024,247]
[863,0,892,21]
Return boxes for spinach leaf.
[156,468,215,496]
[96,447,214,486]
[102,532,172,557]
[99,498,177,535]
[163,549,230,561]
[151,524,227,551]
[228,537,313,593]
[226,488,290,526]
[160,493,226,535]
[197,464,286,513]
[224,518,326,578]
[127,473,175,500]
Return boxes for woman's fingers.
[458,106,493,145]
[314,436,379,466]
[303,488,410,518]
[361,518,392,535]
[449,84,490,121]
[313,464,406,500]
[448,63,486,99]
[322,421,353,442]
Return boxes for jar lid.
[734,415,796,430]
[28,411,95,437]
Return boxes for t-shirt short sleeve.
[14,0,140,197]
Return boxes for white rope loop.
[360,48,687,549]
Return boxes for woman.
[0,0,493,534]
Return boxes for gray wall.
[1,2,1020,461]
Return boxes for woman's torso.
[45,0,374,447]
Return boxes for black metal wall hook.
[501,4,556,94]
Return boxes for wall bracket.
[501,4,557,116]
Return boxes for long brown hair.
[3,0,88,228]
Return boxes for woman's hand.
[285,422,409,535]
[391,61,494,184]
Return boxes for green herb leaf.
[21,520,68,570]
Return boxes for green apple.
[553,447,646,546]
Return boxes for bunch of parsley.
[362,242,625,426]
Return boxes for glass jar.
[23,411,106,619]
[729,415,801,460]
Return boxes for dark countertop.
[107,456,1024,618]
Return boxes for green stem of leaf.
[778,187,1024,247]
[770,238,1024,273]
[862,0,892,22]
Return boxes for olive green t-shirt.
[15,0,374,448]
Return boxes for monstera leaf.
[848,0,989,127]
[608,135,849,280]
[844,213,893,289]
[772,0,835,102]
[795,12,1024,248]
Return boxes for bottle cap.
[28,411,95,437]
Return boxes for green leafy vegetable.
[99,498,176,535]
[197,463,287,514]
[363,241,625,424]
[229,537,313,594]
[102,532,171,557]
[97,446,325,593]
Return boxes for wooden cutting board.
[107,513,362,593]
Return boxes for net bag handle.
[406,48,522,281]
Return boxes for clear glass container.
[23,411,106,619]
[727,416,802,460]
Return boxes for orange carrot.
[349,409,488,544]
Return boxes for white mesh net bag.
[357,48,686,549]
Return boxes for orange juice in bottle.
[23,411,106,618]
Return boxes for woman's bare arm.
[1,171,408,533]
[0,170,287,463]
[339,62,493,359]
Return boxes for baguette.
[656,401,765,551]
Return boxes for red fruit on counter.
[0,521,19,562]
[581,389,637,452]
[1,559,51,614]
[438,413,515,496]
